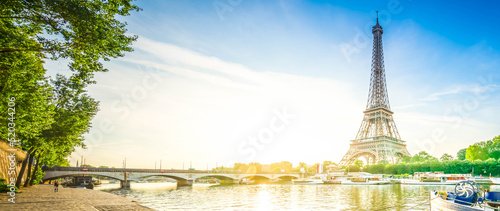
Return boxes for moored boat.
[340,174,390,185]
[429,180,499,211]
[429,191,484,211]
[240,178,254,185]
[292,174,326,184]
[323,179,341,184]
[471,177,494,185]
[402,172,469,185]
[342,178,390,185]
[491,178,500,185]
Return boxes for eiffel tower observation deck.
[339,13,410,166]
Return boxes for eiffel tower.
[339,13,410,166]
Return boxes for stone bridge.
[43,167,304,188]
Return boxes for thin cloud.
[420,87,462,101]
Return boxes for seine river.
[98,183,500,210]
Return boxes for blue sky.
[47,0,500,169]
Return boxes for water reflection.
[100,183,500,210]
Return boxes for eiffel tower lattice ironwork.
[339,13,410,166]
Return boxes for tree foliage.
[233,162,262,173]
[465,136,500,161]
[270,161,293,173]
[1,0,141,84]
[440,153,454,161]
[457,148,467,160]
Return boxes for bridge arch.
[137,174,189,182]
[276,175,299,180]
[192,174,238,181]
[241,175,273,180]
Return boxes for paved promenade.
[0,184,153,211]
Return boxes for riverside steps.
[0,184,152,210]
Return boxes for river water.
[98,183,500,210]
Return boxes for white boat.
[402,173,469,185]
[292,175,326,184]
[401,179,463,185]
[323,178,342,184]
[322,172,390,185]
[240,178,254,185]
[341,177,390,185]
[471,177,494,185]
[491,178,500,185]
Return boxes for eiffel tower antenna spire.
[339,15,410,166]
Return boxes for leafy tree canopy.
[457,148,467,160]
[0,0,141,84]
[440,153,454,162]
[466,136,500,161]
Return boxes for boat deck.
[429,192,497,211]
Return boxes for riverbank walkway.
[0,184,152,210]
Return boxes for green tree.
[378,160,389,165]
[20,75,98,187]
[457,148,467,160]
[247,163,262,173]
[411,151,437,163]
[0,50,55,188]
[39,75,98,163]
[384,164,395,174]
[345,165,360,173]
[400,155,412,163]
[293,162,308,172]
[270,161,293,173]
[322,161,335,173]
[440,153,454,161]
[395,163,410,174]
[354,160,364,168]
[430,159,444,172]
[487,136,500,159]
[233,163,247,172]
[1,0,141,84]
[466,141,489,161]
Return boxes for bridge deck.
[43,166,303,174]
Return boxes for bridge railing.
[43,166,303,174]
[43,166,210,173]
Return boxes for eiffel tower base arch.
[339,136,410,166]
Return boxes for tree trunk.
[15,148,32,188]
[24,150,36,187]
[23,153,33,187]
[29,153,41,186]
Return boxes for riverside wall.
[0,140,28,184]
